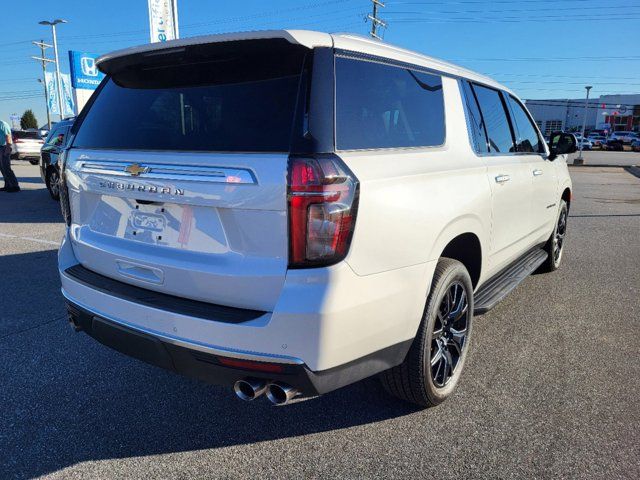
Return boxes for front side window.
[48,126,69,146]
[335,57,445,150]
[45,125,63,145]
[471,84,515,154]
[506,96,542,153]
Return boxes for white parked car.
[575,136,593,150]
[609,131,637,144]
[58,30,574,407]
[11,129,44,164]
[587,134,606,148]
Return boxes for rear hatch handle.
[116,260,164,285]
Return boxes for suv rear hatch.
[64,39,313,311]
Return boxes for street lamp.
[39,19,67,121]
[574,85,592,165]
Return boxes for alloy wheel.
[50,171,60,197]
[430,282,469,388]
[553,208,567,264]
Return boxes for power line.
[454,55,640,62]
[487,73,640,81]
[395,0,625,4]
[500,80,640,86]
[390,17,640,25]
[385,4,640,15]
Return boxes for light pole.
[574,85,592,165]
[39,19,67,121]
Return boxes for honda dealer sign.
[68,51,105,90]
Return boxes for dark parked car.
[631,139,640,152]
[602,138,624,152]
[40,118,74,200]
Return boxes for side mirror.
[547,132,577,161]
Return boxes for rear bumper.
[58,228,433,393]
[65,299,411,396]
[12,148,41,159]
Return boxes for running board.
[474,248,548,315]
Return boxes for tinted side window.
[45,126,63,145]
[461,80,488,153]
[335,57,445,150]
[52,126,70,146]
[471,84,514,153]
[506,96,542,153]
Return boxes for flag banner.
[60,73,75,117]
[148,0,179,43]
[45,71,75,117]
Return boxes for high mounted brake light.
[287,155,359,268]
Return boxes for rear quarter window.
[335,56,445,150]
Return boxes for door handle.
[495,174,511,183]
[533,169,543,176]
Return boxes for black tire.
[45,167,61,201]
[29,159,39,165]
[380,258,474,407]
[539,200,568,273]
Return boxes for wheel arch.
[429,215,486,289]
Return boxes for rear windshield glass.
[12,131,41,140]
[72,40,307,152]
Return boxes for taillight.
[58,150,72,226]
[287,155,359,268]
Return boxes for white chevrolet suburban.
[58,30,575,407]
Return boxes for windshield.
[72,40,308,152]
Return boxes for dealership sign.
[68,51,105,90]
[148,0,179,43]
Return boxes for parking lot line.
[0,232,60,247]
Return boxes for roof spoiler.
[96,29,333,75]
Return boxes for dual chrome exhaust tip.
[233,379,299,405]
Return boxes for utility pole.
[32,40,53,130]
[39,19,67,121]
[574,85,592,165]
[368,0,386,40]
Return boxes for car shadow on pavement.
[0,187,62,224]
[1,250,422,479]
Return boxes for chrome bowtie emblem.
[124,163,150,176]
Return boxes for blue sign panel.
[68,51,105,90]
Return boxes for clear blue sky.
[3,0,640,126]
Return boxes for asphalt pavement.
[1,158,639,479]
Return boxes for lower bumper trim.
[66,301,412,396]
